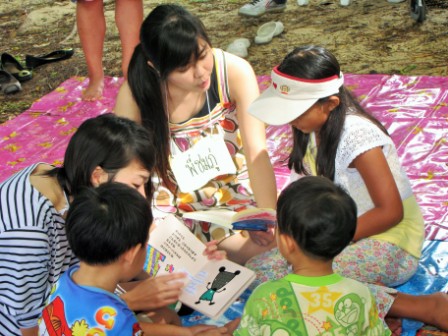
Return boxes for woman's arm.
[225,52,277,210]
[352,146,404,241]
[114,80,142,123]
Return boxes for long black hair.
[281,45,388,180]
[128,4,212,190]
[47,114,156,198]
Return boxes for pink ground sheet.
[0,74,447,239]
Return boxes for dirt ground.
[0,0,447,124]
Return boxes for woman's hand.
[203,240,227,260]
[121,273,186,311]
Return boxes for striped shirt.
[0,163,77,335]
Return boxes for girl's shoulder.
[343,114,388,138]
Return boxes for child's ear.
[278,233,298,255]
[90,166,108,187]
[122,243,143,265]
[327,95,340,113]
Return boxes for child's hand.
[247,226,275,246]
[203,240,227,260]
[122,273,186,311]
[189,318,240,335]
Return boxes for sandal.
[226,38,251,58]
[25,48,75,69]
[0,70,22,94]
[254,21,284,45]
[1,53,33,83]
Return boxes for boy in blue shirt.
[38,183,151,335]
[38,182,238,336]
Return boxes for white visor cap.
[249,66,344,125]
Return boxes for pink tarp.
[1,74,447,239]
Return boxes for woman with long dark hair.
[115,4,277,263]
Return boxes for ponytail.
[128,44,174,191]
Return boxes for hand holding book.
[182,208,277,232]
[231,208,276,231]
[146,215,256,319]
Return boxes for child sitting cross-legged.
[38,182,238,336]
[234,176,392,335]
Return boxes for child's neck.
[291,259,334,277]
[72,263,121,293]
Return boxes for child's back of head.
[277,176,356,261]
[66,182,152,265]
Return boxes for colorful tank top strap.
[212,48,231,105]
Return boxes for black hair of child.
[277,176,357,261]
[66,182,152,265]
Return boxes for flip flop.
[25,48,75,69]
[254,21,284,45]
[0,70,22,94]
[1,53,33,82]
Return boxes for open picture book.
[146,215,256,319]
[182,207,277,231]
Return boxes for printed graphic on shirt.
[237,280,388,336]
[38,270,143,336]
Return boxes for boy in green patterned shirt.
[234,176,391,336]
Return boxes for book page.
[147,215,208,282]
[182,209,236,229]
[147,215,256,319]
[179,259,255,319]
[231,208,277,231]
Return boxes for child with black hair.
[38,182,151,335]
[38,183,238,336]
[234,176,391,335]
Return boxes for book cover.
[147,215,256,319]
[181,208,276,231]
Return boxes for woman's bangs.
[160,29,201,74]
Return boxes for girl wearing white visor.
[246,45,448,330]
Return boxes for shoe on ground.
[340,0,350,5]
[0,69,22,95]
[254,21,284,44]
[25,48,74,69]
[297,0,309,5]
[238,0,286,17]
[388,0,406,2]
[226,38,251,58]
[1,53,32,82]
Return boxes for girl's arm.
[114,80,142,123]
[352,146,404,241]
[225,52,277,210]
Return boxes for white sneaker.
[238,0,287,17]
[340,0,350,6]
[297,0,309,6]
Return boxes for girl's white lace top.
[334,115,413,215]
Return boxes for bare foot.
[82,78,104,101]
